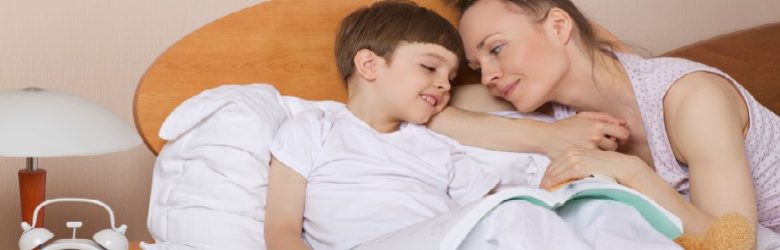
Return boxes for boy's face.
[374,42,459,124]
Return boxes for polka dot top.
[553,52,780,232]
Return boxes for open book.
[355,177,683,250]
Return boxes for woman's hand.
[539,147,649,190]
[543,112,630,157]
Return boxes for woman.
[428,0,780,244]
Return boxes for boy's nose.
[435,78,451,91]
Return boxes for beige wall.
[574,0,780,54]
[1,0,778,247]
[0,0,263,245]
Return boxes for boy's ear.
[546,7,574,45]
[354,49,379,81]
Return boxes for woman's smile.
[500,80,518,99]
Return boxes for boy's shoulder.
[277,107,345,139]
[288,107,327,121]
[286,106,344,125]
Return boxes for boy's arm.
[265,156,310,250]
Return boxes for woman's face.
[459,0,571,112]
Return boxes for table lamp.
[0,87,141,228]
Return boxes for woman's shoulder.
[616,52,715,75]
[664,71,743,108]
[617,52,739,100]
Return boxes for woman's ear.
[354,49,379,81]
[546,7,574,45]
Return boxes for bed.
[132,0,780,248]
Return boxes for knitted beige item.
[674,213,756,250]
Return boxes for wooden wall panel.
[665,23,780,114]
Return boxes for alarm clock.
[19,198,128,250]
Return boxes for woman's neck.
[345,83,401,133]
[553,49,637,119]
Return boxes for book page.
[552,178,684,239]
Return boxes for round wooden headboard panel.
[134,0,622,155]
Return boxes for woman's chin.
[511,101,540,113]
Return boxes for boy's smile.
[420,93,441,107]
[374,42,458,125]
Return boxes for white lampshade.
[0,87,141,157]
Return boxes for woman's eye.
[489,44,504,55]
[421,65,436,72]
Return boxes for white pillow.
[142,84,340,250]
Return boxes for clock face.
[41,239,104,250]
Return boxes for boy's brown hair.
[335,0,464,82]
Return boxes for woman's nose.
[480,63,501,86]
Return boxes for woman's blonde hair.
[450,0,614,56]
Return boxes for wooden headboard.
[664,22,780,114]
[134,0,463,155]
[134,0,779,155]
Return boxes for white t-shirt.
[269,107,499,250]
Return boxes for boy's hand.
[543,112,629,157]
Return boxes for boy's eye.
[489,44,504,55]
[475,68,482,74]
[421,64,436,72]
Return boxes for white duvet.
[141,84,779,250]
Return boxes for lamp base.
[19,169,46,227]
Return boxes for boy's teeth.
[421,95,436,106]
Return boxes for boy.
[263,1,500,249]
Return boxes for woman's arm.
[448,83,516,113]
[427,107,629,157]
[662,72,756,235]
[540,147,750,238]
[430,84,629,156]
[540,72,757,238]
[265,156,310,250]
[428,107,546,154]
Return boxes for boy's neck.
[345,83,401,133]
